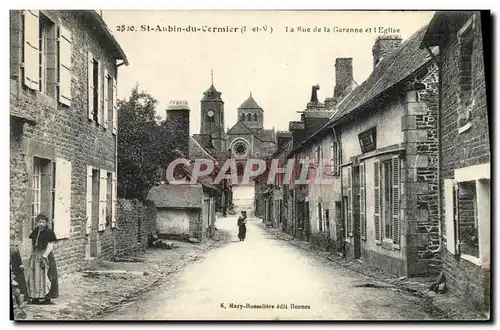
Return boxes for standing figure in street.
[27,214,59,304]
[237,211,247,241]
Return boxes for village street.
[98,215,445,321]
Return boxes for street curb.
[260,224,486,320]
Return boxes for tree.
[117,85,166,200]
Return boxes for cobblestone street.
[94,216,479,321]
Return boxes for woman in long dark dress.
[27,214,59,304]
[237,211,247,241]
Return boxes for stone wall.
[439,12,490,310]
[115,199,157,258]
[402,61,440,276]
[10,10,119,276]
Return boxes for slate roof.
[260,129,276,142]
[302,24,434,146]
[147,184,203,209]
[201,84,223,102]
[189,136,216,161]
[226,121,255,137]
[226,121,276,143]
[238,93,263,110]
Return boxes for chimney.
[289,121,305,150]
[165,100,190,158]
[372,35,402,69]
[276,131,292,151]
[333,58,354,102]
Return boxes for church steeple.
[200,74,225,153]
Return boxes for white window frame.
[448,163,490,268]
[381,159,394,243]
[32,160,42,229]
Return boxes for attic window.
[358,127,377,153]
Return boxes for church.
[192,83,277,213]
[192,84,277,172]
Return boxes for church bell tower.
[200,71,225,154]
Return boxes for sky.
[102,10,435,134]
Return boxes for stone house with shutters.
[10,10,128,275]
[421,11,491,311]
[279,25,441,277]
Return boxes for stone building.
[272,26,442,276]
[10,10,128,275]
[421,11,490,311]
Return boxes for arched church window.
[241,113,245,121]
[247,113,252,121]
[253,113,258,121]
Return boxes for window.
[457,15,475,132]
[331,141,340,175]
[381,160,393,240]
[247,113,252,122]
[241,113,245,121]
[343,196,349,239]
[38,14,55,96]
[92,60,99,122]
[31,157,54,229]
[253,113,257,121]
[457,181,479,258]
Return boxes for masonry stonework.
[10,10,121,276]
[402,62,440,276]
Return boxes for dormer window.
[358,127,377,153]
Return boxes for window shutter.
[53,158,72,239]
[111,172,117,228]
[374,161,381,243]
[96,60,102,124]
[112,77,118,135]
[444,179,456,254]
[58,24,72,106]
[360,162,366,240]
[347,166,353,236]
[86,166,93,235]
[392,156,401,246]
[87,52,94,120]
[103,69,109,129]
[454,182,461,255]
[23,10,40,90]
[98,169,107,231]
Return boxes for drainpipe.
[425,46,442,255]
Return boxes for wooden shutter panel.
[103,69,109,129]
[23,10,40,90]
[58,24,72,106]
[111,172,117,228]
[347,166,353,236]
[96,60,102,124]
[98,169,107,231]
[88,52,94,120]
[112,78,118,135]
[374,161,381,243]
[86,166,93,235]
[360,162,366,240]
[392,156,401,245]
[454,182,461,255]
[53,158,72,239]
[444,179,456,254]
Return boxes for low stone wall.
[115,199,157,258]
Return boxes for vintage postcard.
[9,9,491,321]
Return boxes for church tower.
[200,82,225,154]
[237,92,264,131]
